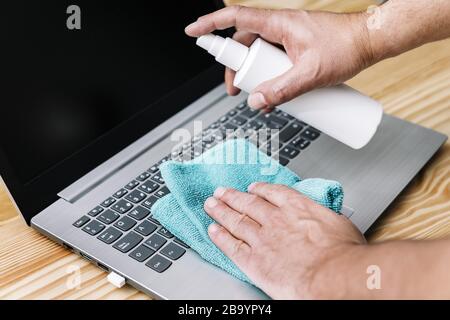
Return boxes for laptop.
[0,1,446,299]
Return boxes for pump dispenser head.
[196,34,249,72]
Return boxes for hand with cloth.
[183,1,450,299]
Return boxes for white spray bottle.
[196,34,383,149]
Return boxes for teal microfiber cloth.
[151,139,343,283]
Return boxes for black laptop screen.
[0,1,222,186]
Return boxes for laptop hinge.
[58,86,228,203]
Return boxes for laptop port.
[97,263,109,272]
[63,243,73,251]
[79,252,93,262]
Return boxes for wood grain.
[0,0,449,299]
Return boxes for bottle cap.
[196,34,249,72]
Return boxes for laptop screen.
[1,1,222,185]
[0,0,225,222]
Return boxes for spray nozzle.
[196,34,249,72]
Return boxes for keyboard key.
[266,121,282,130]
[174,238,190,248]
[113,188,128,199]
[101,197,116,208]
[160,242,186,260]
[111,199,133,214]
[279,111,295,120]
[208,122,220,130]
[148,215,161,225]
[301,128,320,140]
[151,173,164,184]
[244,120,263,130]
[279,122,303,143]
[223,122,237,131]
[113,231,143,253]
[278,156,289,166]
[202,140,215,151]
[114,216,137,231]
[263,138,282,154]
[124,180,140,190]
[134,220,158,236]
[236,102,247,110]
[73,216,90,228]
[290,137,310,150]
[125,190,147,203]
[136,171,151,181]
[295,120,308,127]
[146,254,172,273]
[156,156,169,167]
[127,206,150,220]
[280,146,300,159]
[158,227,174,239]
[240,107,259,118]
[142,196,159,210]
[129,245,155,262]
[87,206,103,217]
[138,180,159,193]
[97,227,123,244]
[257,113,288,127]
[154,186,170,198]
[147,164,159,174]
[143,234,167,250]
[97,210,120,224]
[230,116,247,126]
[227,109,238,117]
[82,220,105,235]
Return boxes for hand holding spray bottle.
[196,34,383,149]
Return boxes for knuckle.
[230,213,247,234]
[231,5,244,21]
[246,194,260,207]
[270,84,290,104]
[220,188,233,200]
[229,4,243,13]
[286,192,308,209]
[269,183,290,196]
[231,239,246,258]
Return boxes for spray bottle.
[196,34,383,149]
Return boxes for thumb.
[247,66,307,109]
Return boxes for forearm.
[314,240,450,299]
[366,0,450,61]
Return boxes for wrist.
[350,11,382,67]
[307,243,369,299]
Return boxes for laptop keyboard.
[72,101,321,274]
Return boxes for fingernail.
[208,223,221,234]
[205,197,218,208]
[247,92,267,109]
[214,186,227,198]
[184,21,198,34]
[247,182,258,192]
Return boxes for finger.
[225,31,258,95]
[213,187,276,225]
[204,197,260,245]
[247,182,309,209]
[247,66,309,109]
[225,68,240,96]
[208,223,251,268]
[185,6,281,43]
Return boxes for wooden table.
[1,0,449,299]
